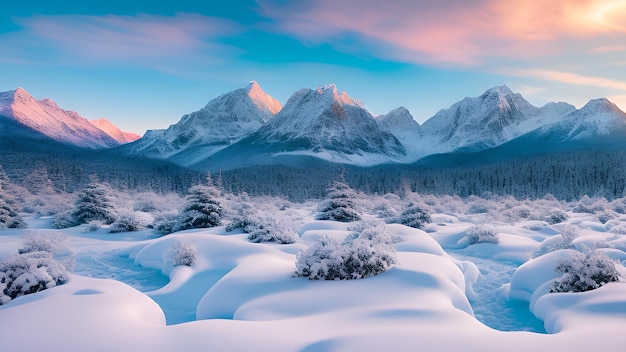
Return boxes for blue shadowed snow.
[74,250,169,292]
[449,251,547,333]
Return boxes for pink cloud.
[496,68,626,91]
[10,13,241,63]
[256,0,626,65]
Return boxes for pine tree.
[0,166,25,229]
[316,172,361,222]
[398,203,432,229]
[176,173,223,230]
[71,182,116,225]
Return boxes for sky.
[1,0,625,135]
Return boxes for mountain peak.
[579,98,622,114]
[243,81,282,117]
[0,87,120,148]
[314,83,364,108]
[484,84,513,96]
[90,118,141,144]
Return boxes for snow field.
[1,205,626,351]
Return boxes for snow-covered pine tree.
[71,181,116,225]
[398,202,432,229]
[316,172,361,222]
[176,173,223,230]
[0,166,25,229]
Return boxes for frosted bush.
[171,239,197,266]
[573,195,608,214]
[466,196,492,214]
[550,250,620,293]
[295,236,344,280]
[85,221,102,232]
[597,211,615,224]
[295,224,397,280]
[466,225,499,245]
[109,211,148,233]
[19,232,67,254]
[53,210,78,229]
[0,197,25,229]
[545,208,569,225]
[245,217,298,244]
[0,251,68,305]
[152,212,179,235]
[397,203,432,229]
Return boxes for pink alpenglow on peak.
[90,118,141,144]
[246,81,282,120]
[0,87,135,148]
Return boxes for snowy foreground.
[2,206,626,351]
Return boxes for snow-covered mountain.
[376,107,423,158]
[90,118,140,144]
[123,81,282,167]
[0,87,135,149]
[537,98,626,141]
[203,84,406,169]
[420,85,576,153]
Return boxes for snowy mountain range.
[126,82,623,171]
[0,87,138,148]
[200,84,406,169]
[121,81,282,167]
[3,83,626,172]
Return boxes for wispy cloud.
[255,0,626,65]
[497,68,626,91]
[2,13,242,69]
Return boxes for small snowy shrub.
[597,211,615,224]
[550,250,620,293]
[109,211,148,233]
[245,217,298,244]
[53,210,78,229]
[295,224,397,280]
[152,212,179,235]
[545,208,569,225]
[0,251,68,305]
[466,225,499,245]
[171,239,197,266]
[18,232,66,254]
[573,195,607,214]
[85,221,102,232]
[397,203,432,229]
[467,197,491,214]
[561,225,579,246]
[295,236,344,280]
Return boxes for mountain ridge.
[0,87,138,148]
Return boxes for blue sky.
[1,0,625,134]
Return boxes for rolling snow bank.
[1,219,626,351]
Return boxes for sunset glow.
[0,0,624,134]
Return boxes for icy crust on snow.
[0,88,121,148]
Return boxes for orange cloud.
[257,0,626,65]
